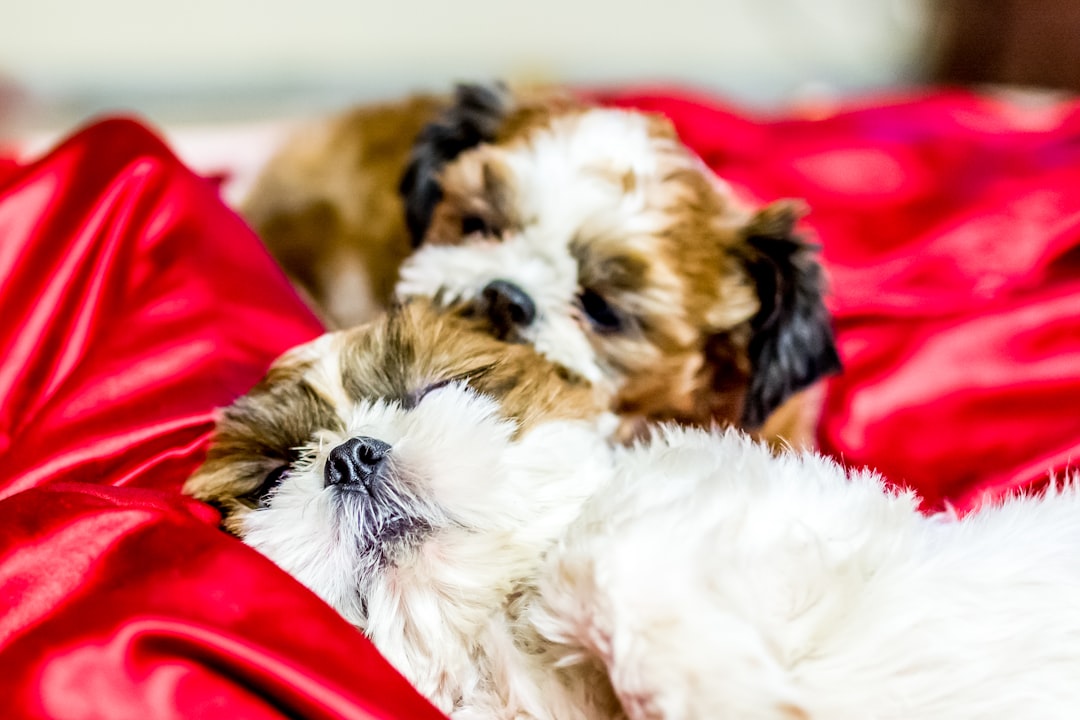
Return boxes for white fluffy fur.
[395,109,718,386]
[532,426,1080,720]
[231,329,1080,720]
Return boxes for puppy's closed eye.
[405,365,498,409]
[244,464,291,508]
[405,378,458,409]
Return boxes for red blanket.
[3,90,1080,717]
[0,119,441,719]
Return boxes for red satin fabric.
[0,119,321,499]
[0,119,443,719]
[3,90,1080,718]
[598,88,1080,511]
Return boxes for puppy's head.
[184,300,613,706]
[397,84,840,435]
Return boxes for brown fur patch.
[424,152,523,245]
[334,302,605,435]
[754,386,826,452]
[242,94,447,328]
[778,702,811,720]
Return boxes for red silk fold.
[0,118,325,499]
[0,119,442,720]
[0,483,444,720]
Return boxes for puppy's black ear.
[399,82,511,247]
[739,200,841,428]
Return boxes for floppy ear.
[398,82,511,247]
[739,201,841,428]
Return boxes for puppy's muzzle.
[325,436,391,492]
[480,279,536,339]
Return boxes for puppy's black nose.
[481,279,536,336]
[325,436,391,490]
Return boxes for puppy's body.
[189,305,1080,720]
[535,428,1080,719]
[242,94,446,328]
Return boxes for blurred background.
[3,0,1076,194]
[7,0,1080,127]
[4,0,935,130]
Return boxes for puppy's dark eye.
[579,289,622,332]
[248,464,290,508]
[461,215,490,237]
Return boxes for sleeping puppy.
[395,83,840,443]
[185,300,623,719]
[187,301,1080,720]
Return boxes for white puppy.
[187,303,1080,720]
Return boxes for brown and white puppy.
[396,83,841,444]
[185,300,621,719]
